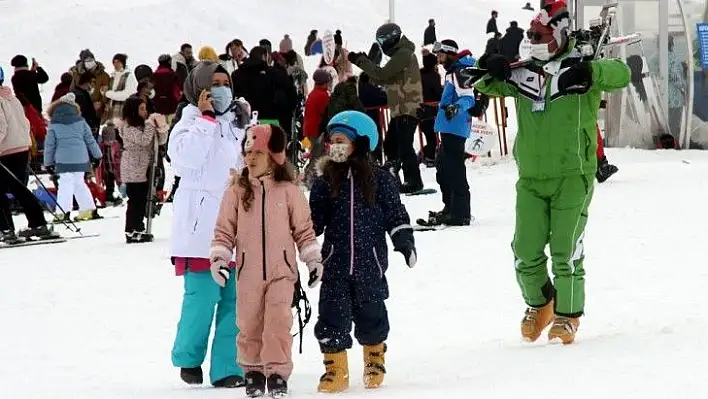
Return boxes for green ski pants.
[512,174,594,317]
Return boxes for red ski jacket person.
[303,85,330,139]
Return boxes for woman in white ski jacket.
[167,61,250,387]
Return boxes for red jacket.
[303,86,330,138]
[23,103,47,143]
[151,66,181,115]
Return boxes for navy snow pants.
[314,277,390,353]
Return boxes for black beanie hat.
[11,55,28,68]
[113,53,128,67]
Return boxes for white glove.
[306,261,323,289]
[210,259,231,287]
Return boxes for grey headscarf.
[183,61,232,106]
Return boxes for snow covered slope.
[0,0,534,95]
[2,148,708,398]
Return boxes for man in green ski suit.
[474,0,630,344]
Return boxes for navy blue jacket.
[309,158,414,293]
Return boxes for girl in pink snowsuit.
[210,124,323,398]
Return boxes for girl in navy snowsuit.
[309,110,417,393]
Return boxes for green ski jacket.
[475,45,630,179]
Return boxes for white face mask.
[530,43,552,61]
[84,60,97,70]
[328,143,350,163]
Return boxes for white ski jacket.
[167,104,245,259]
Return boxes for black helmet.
[375,23,402,56]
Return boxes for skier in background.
[348,23,425,193]
[43,93,103,222]
[474,0,630,344]
[0,72,59,243]
[418,50,443,167]
[427,40,479,227]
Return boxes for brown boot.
[548,316,580,344]
[363,343,386,389]
[317,351,349,393]
[520,300,555,342]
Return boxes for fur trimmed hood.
[315,155,333,176]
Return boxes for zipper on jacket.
[348,169,354,275]
[372,248,383,279]
[261,180,267,281]
[192,196,205,233]
[237,252,245,281]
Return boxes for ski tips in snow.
[0,232,100,249]
[0,237,67,249]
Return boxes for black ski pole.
[24,165,82,234]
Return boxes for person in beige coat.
[210,124,322,397]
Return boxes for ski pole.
[0,159,81,234]
[24,165,82,234]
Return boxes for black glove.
[478,53,511,81]
[557,62,592,95]
[416,103,437,121]
[395,241,417,268]
[468,90,490,117]
[347,51,366,64]
[444,104,460,120]
[90,158,101,169]
[45,165,55,175]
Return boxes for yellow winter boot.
[521,300,555,342]
[74,210,94,221]
[53,212,68,223]
[363,343,386,389]
[317,351,349,393]
[548,316,580,345]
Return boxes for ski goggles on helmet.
[432,41,458,54]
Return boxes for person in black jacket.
[486,10,499,34]
[10,55,49,113]
[232,46,296,128]
[71,72,100,134]
[485,32,503,55]
[424,19,437,46]
[501,21,525,61]
[418,52,443,166]
[357,73,388,162]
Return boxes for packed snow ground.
[2,148,707,398]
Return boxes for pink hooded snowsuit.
[211,174,321,380]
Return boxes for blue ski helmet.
[326,110,379,152]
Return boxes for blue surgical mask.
[210,86,233,114]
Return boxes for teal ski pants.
[512,175,594,317]
[171,270,243,383]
